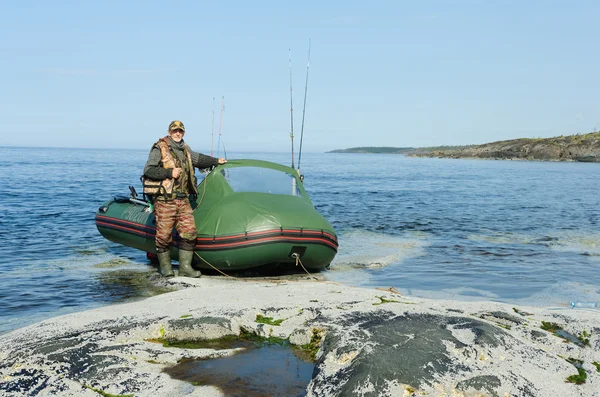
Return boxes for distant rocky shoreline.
[330,132,600,162]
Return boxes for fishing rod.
[222,141,228,160]
[211,97,215,156]
[297,38,311,178]
[289,49,295,169]
[217,96,224,158]
[221,141,229,179]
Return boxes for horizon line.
[0,144,331,154]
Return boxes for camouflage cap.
[168,120,185,132]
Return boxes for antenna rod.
[289,49,295,169]
[217,96,224,158]
[297,38,311,174]
[211,97,215,156]
[222,141,228,160]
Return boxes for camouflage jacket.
[143,137,219,199]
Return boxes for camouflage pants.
[154,199,197,252]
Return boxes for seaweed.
[512,307,533,316]
[255,314,284,326]
[565,358,587,385]
[145,325,322,362]
[577,330,591,346]
[295,328,324,362]
[373,296,399,305]
[239,327,288,345]
[540,322,587,347]
[161,338,237,349]
[540,321,561,333]
[85,385,134,397]
[494,322,511,331]
[372,296,415,305]
[146,328,288,349]
[567,357,583,366]
[566,368,587,384]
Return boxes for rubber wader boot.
[178,250,201,278]
[157,251,174,277]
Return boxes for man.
[143,120,227,277]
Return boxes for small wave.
[93,258,133,268]
[39,212,62,218]
[437,286,500,300]
[470,249,513,257]
[467,231,600,257]
[531,236,559,243]
[466,232,534,245]
[74,247,107,256]
[547,232,600,256]
[511,281,600,308]
[0,252,140,277]
[329,229,429,270]
[379,286,501,302]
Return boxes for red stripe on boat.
[97,216,337,249]
[195,236,338,250]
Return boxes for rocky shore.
[409,132,600,162]
[1,277,599,397]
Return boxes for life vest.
[142,137,198,198]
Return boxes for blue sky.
[1,0,599,152]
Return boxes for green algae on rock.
[372,296,415,306]
[255,314,285,326]
[85,385,134,397]
[566,368,587,384]
[565,358,587,385]
[578,330,591,346]
[540,321,590,347]
[296,328,325,362]
[541,321,562,332]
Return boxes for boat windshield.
[222,166,302,196]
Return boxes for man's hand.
[172,168,182,178]
[218,158,227,164]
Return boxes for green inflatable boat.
[95,159,338,271]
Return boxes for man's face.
[169,128,185,142]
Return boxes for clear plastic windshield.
[222,167,302,196]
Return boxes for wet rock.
[486,311,526,325]
[456,375,501,397]
[530,330,548,342]
[1,368,52,396]
[165,316,236,341]
[290,328,314,346]
[1,278,599,397]
[309,313,503,396]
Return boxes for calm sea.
[1,146,599,334]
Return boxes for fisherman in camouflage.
[143,120,227,277]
